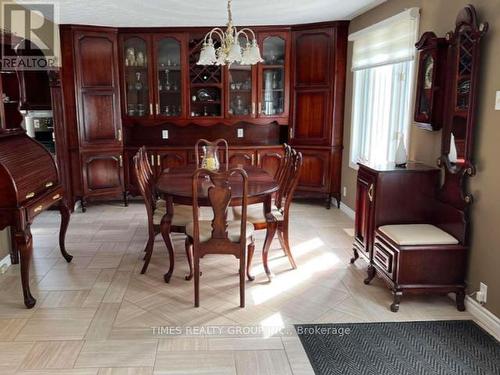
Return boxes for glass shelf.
[261,37,286,116]
[123,37,150,117]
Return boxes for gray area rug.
[295,320,499,375]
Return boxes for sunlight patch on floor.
[250,238,341,305]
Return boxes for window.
[349,8,420,168]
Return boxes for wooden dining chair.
[133,147,192,281]
[185,168,255,307]
[195,138,229,170]
[234,148,303,280]
[274,144,292,188]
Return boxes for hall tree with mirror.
[351,5,488,312]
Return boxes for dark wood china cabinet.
[352,6,487,312]
[54,22,348,210]
[291,23,348,208]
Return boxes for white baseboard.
[339,202,355,220]
[465,296,500,341]
[0,254,11,274]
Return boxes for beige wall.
[342,0,500,316]
[0,228,10,259]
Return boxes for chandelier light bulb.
[196,0,262,66]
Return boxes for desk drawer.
[26,187,63,221]
[373,237,397,280]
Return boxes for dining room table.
[155,164,279,279]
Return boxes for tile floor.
[0,201,472,374]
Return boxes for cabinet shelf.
[190,83,222,88]
[125,66,149,71]
[158,66,181,71]
[262,64,285,69]
[191,100,221,105]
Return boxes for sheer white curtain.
[349,8,419,168]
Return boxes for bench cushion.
[378,224,459,246]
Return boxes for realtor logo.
[1,1,58,70]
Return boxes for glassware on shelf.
[137,104,145,116]
[263,70,275,115]
[136,51,146,67]
[163,69,171,91]
[125,47,136,67]
[134,72,143,91]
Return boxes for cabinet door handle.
[34,205,43,213]
[156,103,159,115]
[119,155,123,168]
[368,183,374,202]
[157,155,160,167]
[149,103,153,115]
[117,129,122,142]
[251,154,255,165]
[257,153,261,165]
[52,194,60,200]
[289,128,294,139]
[150,155,155,166]
[252,102,256,115]
[258,102,262,115]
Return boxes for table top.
[156,165,279,204]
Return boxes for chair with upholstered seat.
[133,147,192,281]
[234,148,303,280]
[185,167,254,307]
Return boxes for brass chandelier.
[197,0,263,66]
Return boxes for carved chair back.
[275,149,302,208]
[276,151,303,219]
[195,138,229,170]
[133,149,156,233]
[275,143,292,185]
[191,168,248,257]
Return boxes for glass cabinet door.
[123,36,151,117]
[228,62,254,118]
[259,35,286,117]
[155,36,183,118]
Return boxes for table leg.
[15,226,36,309]
[58,199,73,263]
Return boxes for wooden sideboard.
[54,22,348,210]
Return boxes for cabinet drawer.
[26,187,64,221]
[373,237,397,280]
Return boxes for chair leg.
[160,219,175,283]
[246,240,255,281]
[194,253,200,308]
[277,224,297,270]
[239,248,246,308]
[262,220,278,281]
[185,237,194,281]
[140,236,154,274]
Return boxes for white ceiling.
[19,0,386,27]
